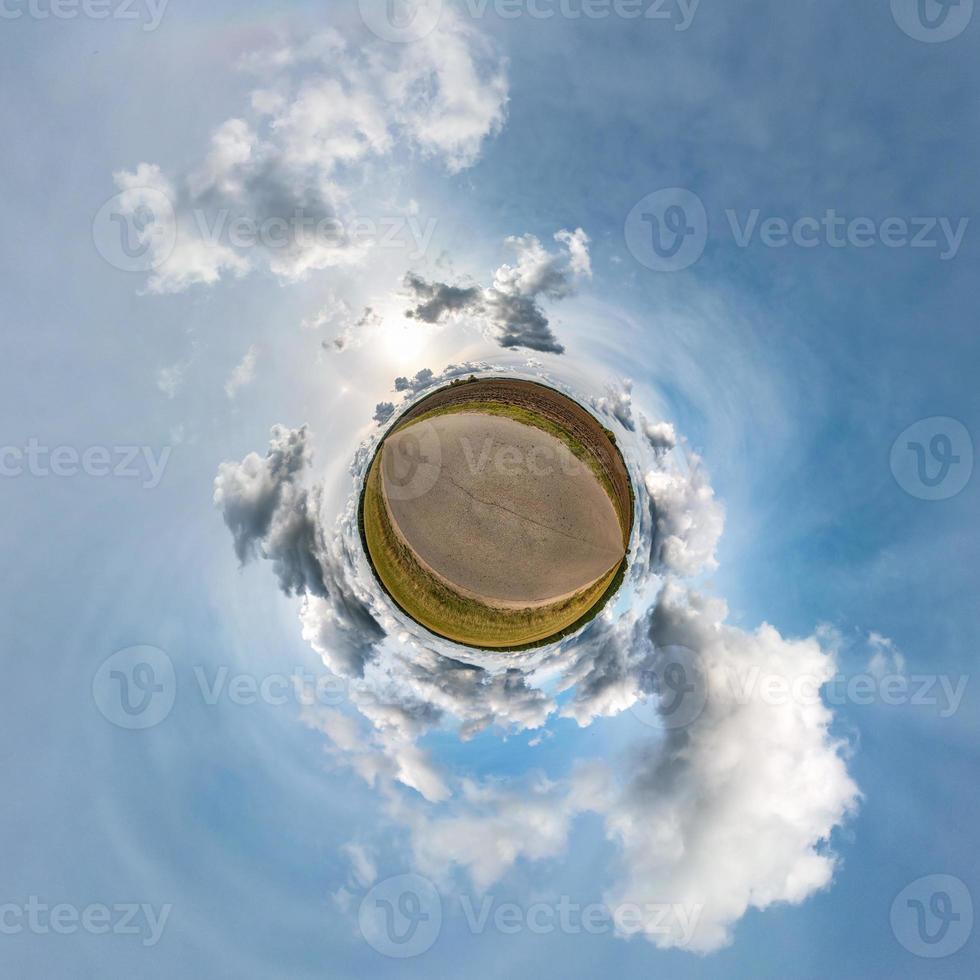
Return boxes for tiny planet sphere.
[361,378,634,650]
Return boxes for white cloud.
[328,308,383,353]
[301,292,352,331]
[224,345,258,399]
[592,379,635,432]
[387,581,859,953]
[340,842,378,890]
[384,21,509,174]
[300,703,449,803]
[111,13,508,293]
[156,359,189,399]
[865,632,906,679]
[641,418,677,454]
[645,453,725,577]
[407,775,578,892]
[600,583,860,953]
[155,336,200,400]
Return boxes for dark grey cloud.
[213,425,321,587]
[403,273,566,355]
[389,362,500,405]
[403,274,482,324]
[215,425,389,675]
[401,229,590,355]
[394,368,435,393]
[373,402,395,425]
[485,291,564,354]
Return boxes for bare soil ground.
[382,413,624,606]
[396,378,634,543]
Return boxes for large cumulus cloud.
[213,425,326,598]
[109,14,507,292]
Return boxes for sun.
[375,302,432,362]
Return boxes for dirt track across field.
[382,412,624,606]
[395,377,634,541]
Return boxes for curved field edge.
[359,449,625,650]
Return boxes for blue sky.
[2,1,978,977]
